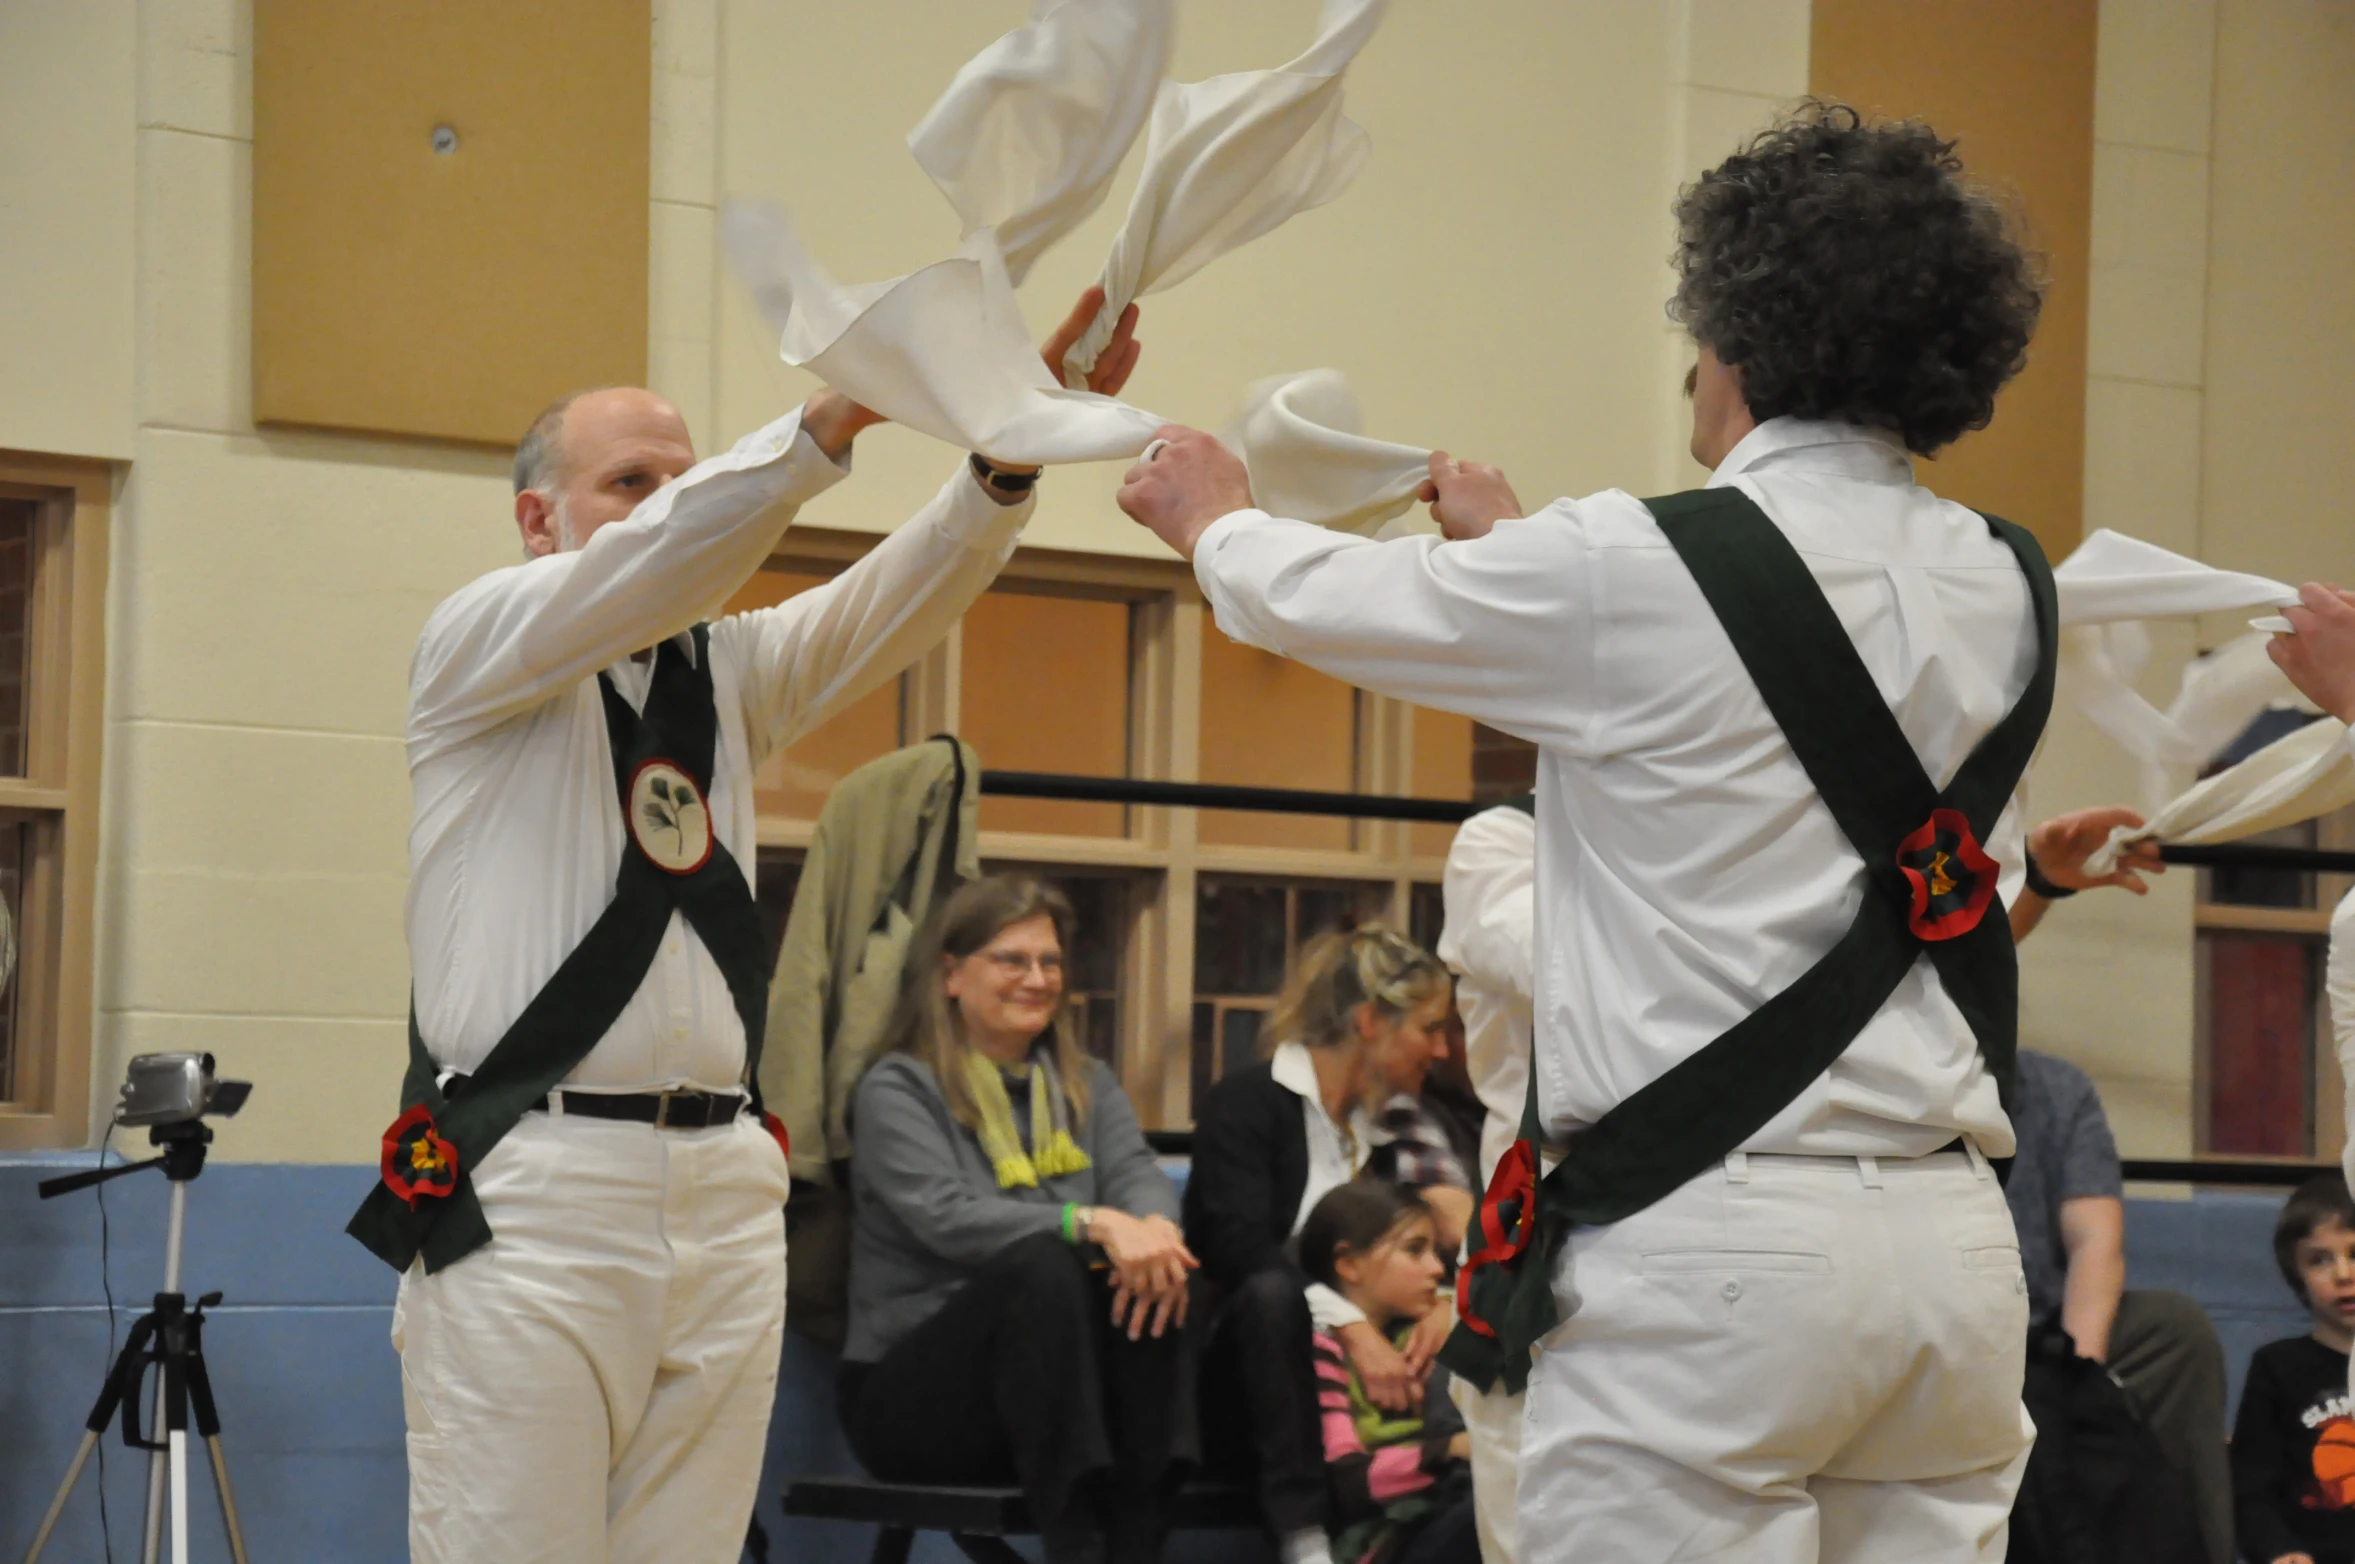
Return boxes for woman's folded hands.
[1092,1208,1198,1340]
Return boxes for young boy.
[2235,1173,2355,1564]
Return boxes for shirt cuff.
[940,460,1037,544]
[1306,1281,1368,1331]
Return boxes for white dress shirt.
[1267,1039,1377,1330]
[1437,804,1537,1186]
[1196,418,2038,1158]
[407,410,1028,1093]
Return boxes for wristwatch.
[2023,853,2078,900]
[969,452,1040,497]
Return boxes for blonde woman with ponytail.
[842,875,1197,1564]
[1183,923,1456,1564]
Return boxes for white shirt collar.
[1708,417,1914,489]
[1270,1038,1320,1099]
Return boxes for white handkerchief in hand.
[2051,529,2307,807]
[721,201,1165,467]
[1230,370,1429,535]
[2084,715,2355,875]
[2053,528,2298,625]
[1063,0,1392,386]
[909,0,1175,286]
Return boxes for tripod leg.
[204,1439,250,1564]
[141,1435,166,1564]
[19,1431,98,1564]
[185,1341,251,1564]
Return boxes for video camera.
[113,1051,252,1128]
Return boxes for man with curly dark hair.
[1118,101,2060,1559]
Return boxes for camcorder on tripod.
[23,1053,255,1564]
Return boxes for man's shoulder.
[2015,1049,2099,1107]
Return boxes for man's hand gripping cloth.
[1228,370,1434,537]
[347,629,781,1274]
[1057,0,1391,386]
[1438,489,2058,1396]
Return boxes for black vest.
[347,627,777,1274]
[1441,488,2058,1393]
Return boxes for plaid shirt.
[1368,1093,1471,1192]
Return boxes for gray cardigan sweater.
[844,1051,1180,1363]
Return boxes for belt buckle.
[654,1090,677,1130]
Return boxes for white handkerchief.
[1230,370,1429,535]
[2053,528,2298,625]
[909,0,1174,287]
[2085,716,2355,875]
[721,201,1165,467]
[1063,0,1391,385]
[2051,530,2306,808]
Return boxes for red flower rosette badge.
[1456,1138,1540,1340]
[380,1104,461,1208]
[1895,807,1999,942]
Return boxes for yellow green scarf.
[964,1048,1093,1189]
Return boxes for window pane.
[2199,930,2317,1155]
[1198,629,1356,850]
[0,822,25,1100]
[753,846,805,968]
[962,591,1130,838]
[1292,883,1387,948]
[0,501,35,778]
[1195,878,1288,996]
[1409,881,1446,954]
[1411,706,1473,858]
[727,569,907,821]
[1472,722,1536,804]
[2203,820,2317,909]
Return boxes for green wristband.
[1061,1202,1078,1244]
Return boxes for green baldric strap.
[1441,487,2057,1394]
[346,626,777,1274]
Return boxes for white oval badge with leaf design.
[628,759,713,874]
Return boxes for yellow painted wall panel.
[0,0,136,460]
[1811,0,2098,559]
[963,592,1130,839]
[251,0,651,446]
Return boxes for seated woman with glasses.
[1184,924,1459,1564]
[841,874,1198,1564]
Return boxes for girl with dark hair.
[1297,1183,1478,1564]
[841,874,1197,1564]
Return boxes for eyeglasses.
[979,950,1064,979]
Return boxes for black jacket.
[1184,1060,1309,1289]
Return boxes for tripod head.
[37,1119,215,1200]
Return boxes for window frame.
[0,452,111,1149]
[742,526,1467,1129]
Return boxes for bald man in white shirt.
[353,294,1139,1564]
[1119,104,2070,1562]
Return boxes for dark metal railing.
[981,770,2355,875]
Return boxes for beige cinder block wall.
[2018,0,2355,1158]
[35,0,1801,1162]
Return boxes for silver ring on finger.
[1140,437,1170,464]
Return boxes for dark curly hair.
[1669,100,2045,456]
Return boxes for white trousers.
[1447,1374,1523,1564]
[1518,1146,2033,1564]
[393,1111,790,1564]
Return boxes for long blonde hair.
[888,873,1092,1132]
[1267,922,1449,1054]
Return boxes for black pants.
[1198,1264,1327,1536]
[840,1232,1198,1564]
